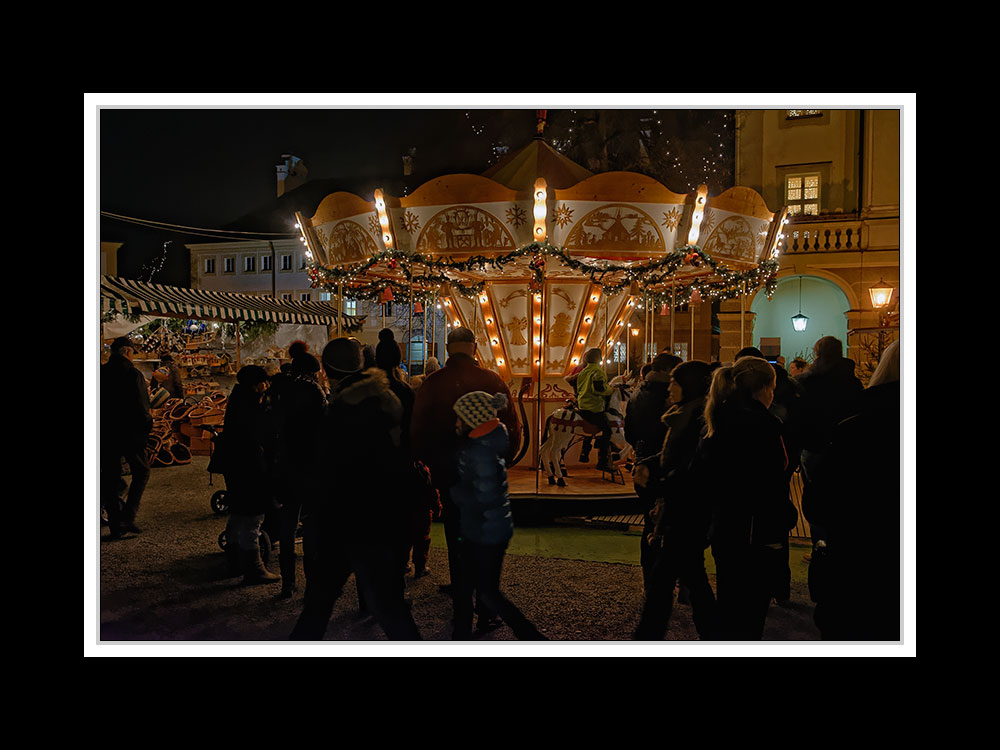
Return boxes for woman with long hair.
[633,360,718,640]
[700,356,798,640]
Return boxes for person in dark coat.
[794,336,864,547]
[700,356,799,640]
[450,391,546,641]
[410,326,520,601]
[270,352,326,598]
[624,352,682,591]
[375,328,437,579]
[634,360,718,640]
[100,336,153,539]
[289,337,421,640]
[222,365,281,584]
[804,340,900,640]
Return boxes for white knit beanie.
[454,391,508,429]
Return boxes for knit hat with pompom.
[454,391,508,430]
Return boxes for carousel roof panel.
[400,173,520,207]
[554,171,690,204]
[481,138,595,190]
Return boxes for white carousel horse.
[538,376,635,486]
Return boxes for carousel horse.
[538,376,634,486]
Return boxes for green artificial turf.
[429,522,812,582]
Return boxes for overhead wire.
[101,211,298,242]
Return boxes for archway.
[750,275,850,363]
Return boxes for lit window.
[244,256,256,272]
[281,254,292,271]
[204,258,215,274]
[786,174,821,216]
[344,299,357,316]
[786,109,822,119]
[224,257,235,274]
[319,291,332,302]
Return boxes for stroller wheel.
[210,490,228,514]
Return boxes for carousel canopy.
[100,275,364,330]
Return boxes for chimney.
[276,154,308,197]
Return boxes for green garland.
[307,241,778,307]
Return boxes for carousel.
[296,137,789,502]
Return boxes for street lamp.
[791,276,808,332]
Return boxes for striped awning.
[101,276,364,331]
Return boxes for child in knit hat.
[450,391,546,641]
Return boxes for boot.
[242,548,281,585]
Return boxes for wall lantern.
[869,278,894,309]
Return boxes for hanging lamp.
[791,276,809,332]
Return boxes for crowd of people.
[100,324,901,642]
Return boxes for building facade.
[720,108,901,378]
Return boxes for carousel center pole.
[670,277,676,355]
[740,282,746,350]
[690,292,695,362]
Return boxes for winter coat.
[410,353,520,489]
[452,420,514,546]
[315,367,412,541]
[803,380,900,567]
[802,380,900,638]
[651,395,710,541]
[624,371,672,461]
[100,353,153,453]
[699,395,798,551]
[576,363,613,413]
[794,357,863,456]
[270,372,326,486]
[221,383,278,516]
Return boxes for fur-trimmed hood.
[331,367,402,421]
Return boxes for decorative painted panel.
[699,209,772,264]
[543,282,589,375]
[414,205,517,254]
[314,217,381,264]
[490,282,532,376]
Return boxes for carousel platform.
[507,464,644,521]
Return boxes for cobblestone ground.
[91,456,822,652]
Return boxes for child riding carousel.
[574,348,616,472]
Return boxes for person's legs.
[101,449,126,536]
[290,524,352,640]
[633,545,679,640]
[677,543,718,640]
[714,547,771,640]
[451,540,477,640]
[119,446,151,530]
[349,543,421,640]
[278,495,302,596]
[469,543,546,640]
[230,512,280,584]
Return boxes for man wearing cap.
[289,337,421,640]
[410,326,521,603]
[100,336,153,539]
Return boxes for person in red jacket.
[410,326,521,613]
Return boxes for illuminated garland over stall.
[306,241,779,307]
